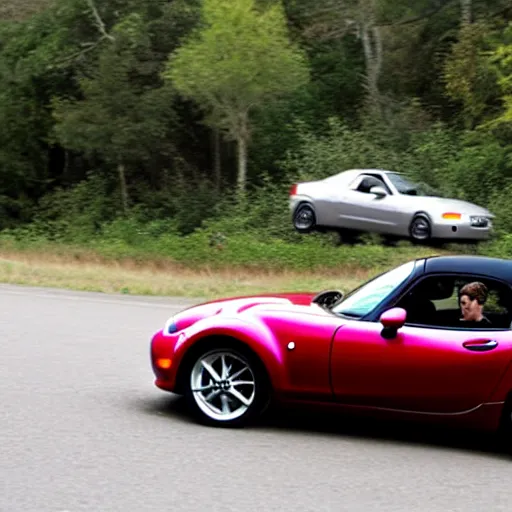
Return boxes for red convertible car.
[150,255,512,443]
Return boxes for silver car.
[289,169,494,243]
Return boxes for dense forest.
[1,0,512,262]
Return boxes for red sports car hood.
[167,292,320,333]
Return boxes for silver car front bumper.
[431,221,492,241]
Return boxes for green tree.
[0,4,76,226]
[52,11,178,214]
[443,22,501,129]
[487,23,512,128]
[163,0,310,195]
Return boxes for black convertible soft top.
[423,255,512,283]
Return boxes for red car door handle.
[462,339,498,351]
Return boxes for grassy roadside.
[0,250,370,298]
[0,231,455,299]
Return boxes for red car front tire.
[183,342,271,428]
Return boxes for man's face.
[460,294,480,321]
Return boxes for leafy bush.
[281,118,405,182]
[1,115,511,275]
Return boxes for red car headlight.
[164,317,179,334]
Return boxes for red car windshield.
[332,261,416,318]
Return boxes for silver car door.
[356,192,405,234]
[340,175,400,233]
[314,175,360,228]
[330,175,371,230]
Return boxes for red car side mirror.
[380,307,407,339]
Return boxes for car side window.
[350,174,390,194]
[396,275,512,330]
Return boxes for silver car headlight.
[470,216,489,227]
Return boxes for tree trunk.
[236,134,247,196]
[212,127,221,192]
[359,0,383,117]
[460,0,472,25]
[236,112,249,197]
[118,162,129,214]
[361,23,383,108]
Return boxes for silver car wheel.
[190,350,256,422]
[410,216,431,240]
[294,204,316,231]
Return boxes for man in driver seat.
[459,282,491,327]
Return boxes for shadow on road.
[140,393,512,460]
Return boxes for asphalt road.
[1,284,512,512]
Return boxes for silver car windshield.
[386,172,418,195]
[332,261,416,318]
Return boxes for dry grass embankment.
[0,0,53,21]
[0,249,369,299]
